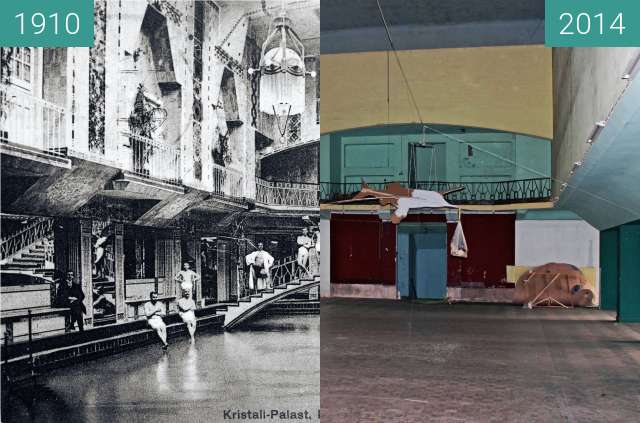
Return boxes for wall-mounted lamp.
[570,161,582,175]
[586,121,607,144]
[622,51,640,80]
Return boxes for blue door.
[396,231,410,298]
[412,226,447,299]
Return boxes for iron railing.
[255,178,319,209]
[124,131,181,185]
[270,255,310,288]
[320,178,553,205]
[239,252,319,299]
[0,87,67,156]
[212,163,244,200]
[0,217,54,261]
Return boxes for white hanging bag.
[450,220,468,258]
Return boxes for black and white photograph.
[0,1,320,421]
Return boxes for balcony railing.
[0,88,66,157]
[256,178,319,209]
[124,131,181,185]
[212,163,244,200]
[320,178,553,205]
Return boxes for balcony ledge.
[0,141,71,170]
[103,170,186,200]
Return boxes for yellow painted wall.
[321,45,553,139]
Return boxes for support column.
[114,223,126,322]
[183,235,202,304]
[79,219,94,328]
[319,213,331,297]
[194,236,202,305]
[618,222,640,322]
[599,227,619,311]
[217,239,231,301]
[53,218,69,274]
[168,230,182,298]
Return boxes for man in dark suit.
[55,270,86,332]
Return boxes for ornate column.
[217,239,230,301]
[79,219,94,328]
[114,223,126,322]
[193,235,203,305]
[167,229,182,298]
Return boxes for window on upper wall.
[10,48,33,90]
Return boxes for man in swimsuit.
[177,289,197,341]
[144,291,168,350]
[175,262,200,299]
[297,228,313,272]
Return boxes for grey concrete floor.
[321,299,640,423]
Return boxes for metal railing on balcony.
[212,163,244,200]
[0,88,66,157]
[255,178,319,209]
[123,131,181,185]
[320,178,553,205]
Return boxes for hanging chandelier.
[249,0,315,117]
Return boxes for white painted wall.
[516,219,600,306]
[515,220,599,268]
[320,217,331,297]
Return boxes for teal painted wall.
[516,209,583,220]
[600,220,640,321]
[599,227,618,311]
[618,221,640,322]
[319,124,550,184]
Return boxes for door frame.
[396,222,448,299]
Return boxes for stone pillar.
[182,235,202,304]
[319,214,331,298]
[114,223,126,322]
[79,219,94,328]
[53,218,69,274]
[217,239,231,302]
[194,236,202,305]
[167,230,182,298]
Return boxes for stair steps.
[219,274,320,329]
[1,237,55,280]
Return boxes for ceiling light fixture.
[586,121,607,144]
[622,51,640,80]
[248,0,314,119]
[570,161,582,175]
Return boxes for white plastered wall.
[319,217,330,297]
[515,219,600,303]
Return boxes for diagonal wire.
[374,0,640,218]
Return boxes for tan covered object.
[512,263,594,307]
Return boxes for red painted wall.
[447,214,515,288]
[404,213,514,286]
[331,213,515,289]
[330,214,396,285]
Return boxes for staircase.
[219,274,320,330]
[1,217,56,280]
[0,240,55,279]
